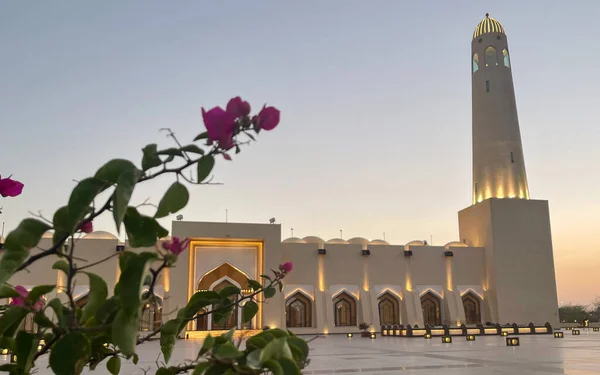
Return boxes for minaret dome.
[473,13,505,39]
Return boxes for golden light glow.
[187,330,261,340]
[445,258,453,291]
[362,262,369,292]
[163,267,170,292]
[56,269,65,294]
[187,238,264,332]
[318,256,325,292]
[323,327,329,335]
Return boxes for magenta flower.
[257,105,280,131]
[279,261,293,273]
[226,97,251,118]
[80,221,93,234]
[161,237,190,256]
[10,285,44,310]
[0,175,24,198]
[202,106,236,150]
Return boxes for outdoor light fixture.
[116,245,125,252]
[394,329,400,336]
[382,329,388,336]
[442,336,452,343]
[103,343,109,348]
[583,319,590,327]
[573,330,580,336]
[347,333,353,338]
[506,337,519,346]
[466,335,476,341]
[554,332,564,338]
[566,327,572,330]
[444,251,453,257]
[404,250,413,257]
[0,348,9,355]
[594,327,599,332]
[361,249,371,256]
[318,249,326,255]
[370,333,376,339]
[37,339,45,352]
[501,331,508,337]
[424,333,432,339]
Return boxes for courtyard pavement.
[3,330,600,374]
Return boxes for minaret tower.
[471,14,529,204]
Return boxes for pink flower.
[10,286,45,310]
[202,106,236,150]
[226,97,251,118]
[279,261,293,273]
[0,175,24,198]
[80,221,93,234]
[161,237,190,256]
[256,105,280,131]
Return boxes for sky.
[1,1,599,305]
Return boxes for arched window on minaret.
[472,53,479,73]
[502,49,511,68]
[484,46,498,67]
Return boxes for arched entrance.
[139,294,163,331]
[421,291,441,326]
[378,292,400,325]
[196,263,251,331]
[285,292,312,328]
[462,292,481,324]
[333,292,357,327]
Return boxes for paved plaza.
[4,330,600,374]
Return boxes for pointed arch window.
[502,49,511,67]
[286,292,312,328]
[472,53,479,73]
[211,280,239,330]
[462,292,482,324]
[485,46,498,67]
[378,292,400,325]
[333,292,357,327]
[139,294,163,331]
[420,292,441,326]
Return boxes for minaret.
[471,14,530,204]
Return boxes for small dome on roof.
[326,238,349,245]
[283,237,307,244]
[444,241,468,250]
[347,237,369,245]
[303,236,325,245]
[42,231,54,239]
[83,231,118,240]
[473,14,505,39]
[159,236,172,242]
[369,239,389,246]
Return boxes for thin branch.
[75,252,119,271]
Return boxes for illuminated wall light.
[593,327,599,332]
[442,336,452,343]
[323,328,329,335]
[572,330,580,336]
[318,256,325,292]
[424,333,432,339]
[405,262,413,292]
[506,337,519,346]
[501,331,508,337]
[1,348,9,355]
[445,258,453,291]
[362,262,369,292]
[466,335,476,341]
[163,267,170,292]
[347,333,353,338]
[554,332,564,338]
[370,332,376,339]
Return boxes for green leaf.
[287,337,309,360]
[27,284,55,303]
[0,336,16,351]
[264,286,276,299]
[264,359,283,375]
[95,159,138,184]
[34,312,55,328]
[246,336,268,350]
[132,353,139,365]
[123,207,169,248]
[113,167,142,231]
[68,178,109,227]
[214,343,242,361]
[218,285,240,299]
[0,219,51,284]
[142,144,163,171]
[47,298,65,326]
[95,296,119,325]
[80,272,108,324]
[160,319,181,363]
[247,279,262,291]
[184,291,220,318]
[192,362,210,375]
[106,356,121,375]
[181,144,205,155]
[0,306,29,337]
[53,206,75,236]
[267,329,289,339]
[198,335,214,357]
[259,337,285,365]
[0,284,19,299]
[212,304,233,326]
[111,309,138,356]
[49,332,91,375]
[196,155,215,183]
[157,148,183,157]
[260,274,272,282]
[154,182,189,219]
[246,349,261,368]
[280,357,301,375]
[15,331,38,373]
[193,132,208,141]
[52,260,70,275]
[118,252,157,316]
[242,301,258,323]
[156,368,175,375]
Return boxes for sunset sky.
[1,1,599,305]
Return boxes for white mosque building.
[6,15,560,337]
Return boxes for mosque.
[7,15,560,336]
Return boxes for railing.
[380,322,554,337]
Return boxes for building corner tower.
[459,15,559,326]
[471,13,529,204]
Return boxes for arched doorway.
[462,292,481,324]
[378,292,400,325]
[196,263,253,331]
[333,292,357,327]
[421,292,441,326]
[139,294,163,331]
[286,292,312,328]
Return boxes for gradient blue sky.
[1,1,599,304]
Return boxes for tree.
[558,304,588,323]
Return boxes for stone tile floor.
[4,330,600,374]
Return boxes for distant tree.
[559,304,589,323]
[587,298,600,322]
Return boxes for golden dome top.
[473,14,505,39]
